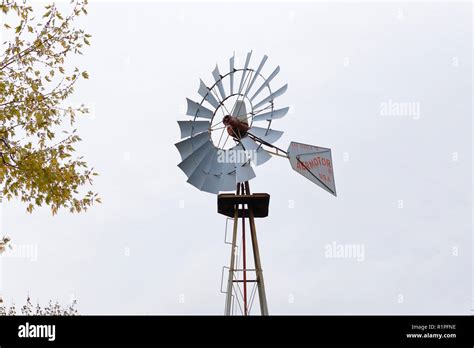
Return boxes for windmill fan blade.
[244,55,268,97]
[218,172,237,191]
[201,173,221,194]
[250,66,280,102]
[253,147,272,166]
[211,149,241,175]
[228,143,252,169]
[248,126,283,144]
[236,162,256,183]
[253,84,288,110]
[208,151,235,175]
[287,141,337,196]
[177,141,213,177]
[186,98,214,119]
[239,135,259,151]
[175,132,210,160]
[255,148,272,165]
[232,100,247,120]
[212,65,226,100]
[178,120,210,139]
[186,169,209,190]
[238,51,252,94]
[187,169,207,191]
[202,147,218,173]
[239,136,271,166]
[231,143,246,165]
[252,107,289,122]
[198,79,219,109]
[186,148,218,190]
[229,53,235,95]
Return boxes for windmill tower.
[176,51,336,315]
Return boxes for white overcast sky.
[0,1,472,315]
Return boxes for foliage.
[0,296,78,315]
[0,235,11,252]
[0,0,99,214]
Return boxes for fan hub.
[223,115,249,139]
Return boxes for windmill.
[176,51,336,316]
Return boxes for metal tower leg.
[241,183,248,316]
[248,208,269,315]
[245,181,269,316]
[224,197,239,315]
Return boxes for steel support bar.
[241,183,248,316]
[224,206,239,315]
[248,207,269,315]
[246,182,269,316]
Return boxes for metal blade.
[187,169,207,191]
[239,136,259,151]
[238,51,252,94]
[213,149,241,175]
[252,107,289,122]
[207,149,224,175]
[177,141,213,177]
[253,84,288,110]
[250,66,280,102]
[178,120,210,139]
[229,53,235,95]
[244,54,268,98]
[201,173,221,194]
[175,132,210,160]
[248,126,283,144]
[239,136,271,166]
[209,159,224,176]
[236,162,256,183]
[255,148,272,165]
[202,147,218,173]
[212,65,226,100]
[223,143,252,177]
[287,141,337,196]
[232,143,249,165]
[186,148,218,190]
[186,98,214,119]
[198,79,219,109]
[218,172,237,191]
[232,100,248,122]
